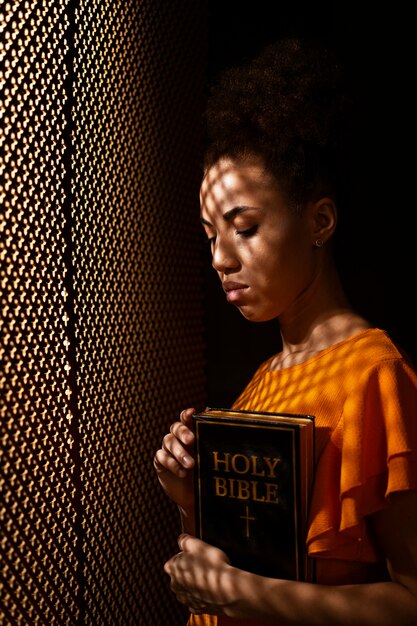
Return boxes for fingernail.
[182,455,193,465]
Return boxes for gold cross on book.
[240,505,256,538]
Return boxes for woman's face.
[200,157,322,323]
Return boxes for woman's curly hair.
[204,37,353,212]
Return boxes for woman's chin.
[237,306,277,324]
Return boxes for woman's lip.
[225,286,249,303]
[223,282,249,303]
[222,281,248,292]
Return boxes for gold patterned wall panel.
[2,1,208,624]
[2,2,80,624]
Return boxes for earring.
[315,238,324,248]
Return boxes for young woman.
[154,38,417,625]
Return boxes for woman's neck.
[273,266,372,370]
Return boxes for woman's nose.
[211,237,239,272]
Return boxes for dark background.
[204,1,415,407]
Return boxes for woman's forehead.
[203,155,268,181]
[200,157,281,208]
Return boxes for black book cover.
[193,407,315,582]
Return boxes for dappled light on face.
[201,159,252,281]
[200,156,273,228]
[200,159,242,223]
[200,156,304,324]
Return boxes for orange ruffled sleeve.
[307,357,417,561]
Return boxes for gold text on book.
[211,451,281,504]
[212,451,281,476]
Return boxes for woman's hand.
[164,534,235,616]
[153,408,196,518]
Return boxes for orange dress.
[188,329,417,626]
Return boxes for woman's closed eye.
[236,225,258,238]
[203,225,258,246]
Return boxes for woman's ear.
[310,197,337,245]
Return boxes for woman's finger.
[161,431,195,467]
[154,448,191,478]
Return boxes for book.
[192,407,315,582]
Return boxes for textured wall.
[1,2,207,624]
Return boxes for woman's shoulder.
[344,328,414,366]
[337,329,417,402]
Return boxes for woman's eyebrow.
[223,206,255,222]
[200,205,260,227]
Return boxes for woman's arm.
[164,491,417,625]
